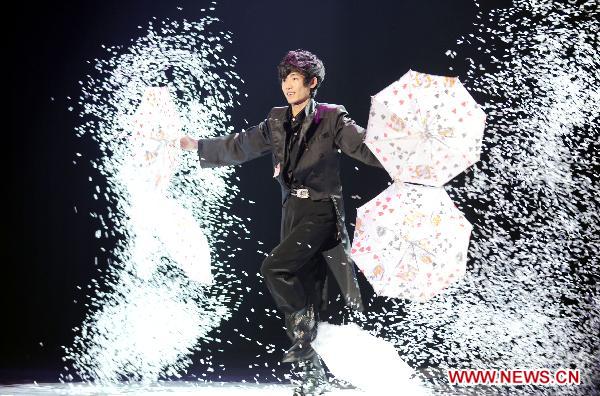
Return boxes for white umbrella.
[127,86,212,284]
[351,182,472,302]
[366,70,485,186]
[130,86,183,194]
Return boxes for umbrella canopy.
[366,70,485,186]
[130,86,183,194]
[351,182,471,302]
[127,87,212,284]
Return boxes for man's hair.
[277,49,325,98]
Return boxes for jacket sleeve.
[333,105,383,168]
[197,119,272,168]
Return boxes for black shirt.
[283,105,307,188]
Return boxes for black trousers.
[260,195,338,314]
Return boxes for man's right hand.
[180,135,199,151]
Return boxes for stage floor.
[0,383,357,396]
[0,367,594,396]
[0,381,590,396]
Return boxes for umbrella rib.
[366,135,418,143]
[381,225,433,255]
[406,238,434,256]
[431,136,451,148]
[387,231,434,261]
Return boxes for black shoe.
[292,355,329,396]
[282,340,316,363]
[328,377,357,390]
[282,306,318,363]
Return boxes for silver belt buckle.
[293,188,310,199]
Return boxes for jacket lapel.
[297,99,317,144]
[290,100,317,170]
[268,112,286,164]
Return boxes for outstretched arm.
[333,105,383,169]
[181,120,272,168]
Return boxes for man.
[180,49,383,395]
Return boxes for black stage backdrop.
[5,0,511,383]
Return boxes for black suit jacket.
[197,99,384,311]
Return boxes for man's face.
[281,72,317,105]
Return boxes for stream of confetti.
[62,13,252,383]
[349,1,599,395]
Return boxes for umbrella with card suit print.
[127,86,212,284]
[129,86,183,194]
[351,182,472,302]
[366,70,485,186]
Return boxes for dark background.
[4,0,510,383]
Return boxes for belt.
[290,187,310,199]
